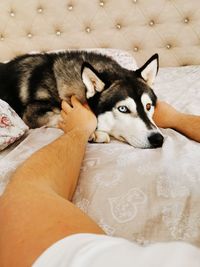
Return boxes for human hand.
[58,96,97,137]
[153,101,180,129]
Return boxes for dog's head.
[81,54,163,149]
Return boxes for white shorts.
[32,233,200,267]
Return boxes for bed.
[0,0,200,247]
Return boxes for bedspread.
[0,53,200,246]
[74,65,200,246]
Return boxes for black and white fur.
[0,51,163,148]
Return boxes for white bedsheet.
[0,55,200,246]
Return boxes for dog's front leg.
[89,130,110,143]
[23,102,61,128]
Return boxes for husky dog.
[0,51,163,148]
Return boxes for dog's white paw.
[89,131,110,143]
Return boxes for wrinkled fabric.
[0,51,200,246]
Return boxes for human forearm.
[0,97,101,267]
[172,113,200,142]
[11,128,89,199]
[10,96,97,201]
[153,101,200,142]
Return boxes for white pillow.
[0,99,29,151]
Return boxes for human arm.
[11,96,97,199]
[153,101,200,142]
[0,96,103,267]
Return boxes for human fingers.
[61,100,72,113]
[60,110,68,121]
[71,95,83,108]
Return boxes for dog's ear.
[135,54,159,87]
[81,63,105,99]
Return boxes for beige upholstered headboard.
[0,0,199,67]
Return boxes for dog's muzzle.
[148,133,164,148]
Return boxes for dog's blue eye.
[118,106,129,113]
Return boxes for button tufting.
[149,20,155,26]
[0,34,4,41]
[27,33,32,38]
[166,44,172,49]
[0,0,198,67]
[10,11,15,17]
[181,63,189,67]
[67,4,73,11]
[116,23,122,30]
[56,30,61,36]
[100,44,110,48]
[184,17,189,23]
[99,1,105,7]
[37,7,43,13]
[85,27,91,33]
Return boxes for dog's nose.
[148,133,164,148]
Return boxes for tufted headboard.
[0,0,199,67]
